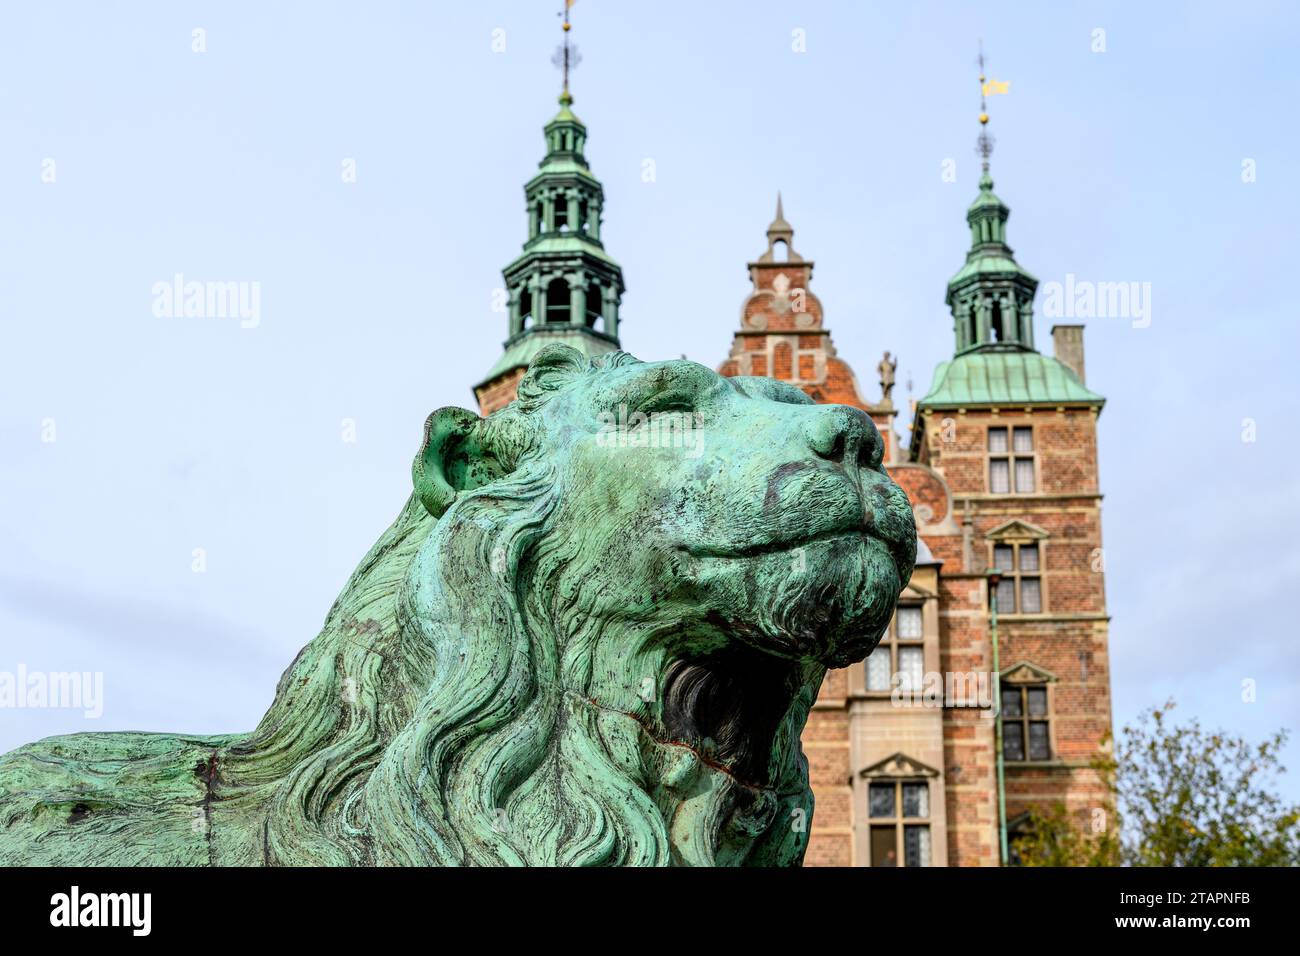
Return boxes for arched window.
[991,300,1004,342]
[772,239,789,262]
[585,281,603,328]
[545,277,571,324]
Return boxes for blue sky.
[2,2,1298,801]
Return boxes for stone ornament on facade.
[859,753,942,781]
[0,345,917,867]
[878,351,898,405]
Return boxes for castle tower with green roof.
[893,55,1114,869]
[474,14,625,414]
[914,111,1103,414]
[947,166,1039,354]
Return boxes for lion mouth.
[680,526,871,560]
[659,643,807,789]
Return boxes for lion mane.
[0,345,913,866]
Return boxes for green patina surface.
[478,95,628,395]
[0,345,915,867]
[505,233,624,270]
[947,252,1034,287]
[919,349,1104,407]
[481,326,617,382]
[915,160,1106,411]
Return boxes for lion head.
[0,345,914,868]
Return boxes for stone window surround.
[853,753,945,868]
[985,520,1050,617]
[1000,661,1060,765]
[850,586,940,699]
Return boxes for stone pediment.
[985,519,1049,541]
[1000,661,1057,684]
[858,752,941,780]
[900,581,937,601]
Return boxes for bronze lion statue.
[0,345,915,866]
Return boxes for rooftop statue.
[0,345,916,866]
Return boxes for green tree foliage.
[1014,701,1299,867]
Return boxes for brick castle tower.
[474,82,625,414]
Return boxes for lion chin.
[0,345,915,868]
[688,531,908,669]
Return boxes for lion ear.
[412,407,508,518]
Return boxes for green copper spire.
[477,8,625,392]
[945,48,1037,355]
[916,46,1103,415]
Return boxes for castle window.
[865,605,924,692]
[868,780,931,867]
[992,542,1041,614]
[519,289,533,329]
[585,280,603,328]
[1002,684,1051,762]
[988,426,1035,494]
[545,277,571,324]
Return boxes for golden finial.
[555,0,579,100]
[975,43,1010,143]
[976,40,994,172]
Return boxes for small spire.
[976,40,994,178]
[555,0,579,106]
[758,192,802,262]
[768,192,792,236]
[974,41,1011,185]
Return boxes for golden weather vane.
[975,40,1010,173]
[553,0,580,100]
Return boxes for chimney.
[1051,324,1086,384]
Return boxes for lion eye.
[652,400,693,414]
[643,393,695,415]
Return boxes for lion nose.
[805,405,882,473]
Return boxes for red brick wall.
[917,403,1113,862]
[474,366,527,415]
